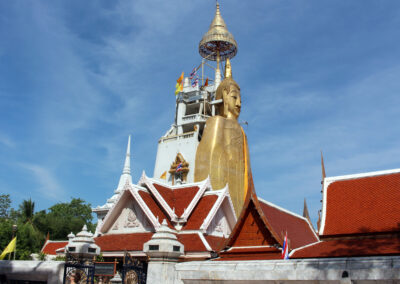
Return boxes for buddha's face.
[223,84,241,120]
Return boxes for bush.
[53,255,66,261]
[38,251,47,261]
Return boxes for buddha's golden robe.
[194,116,251,216]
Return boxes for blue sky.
[1,0,400,226]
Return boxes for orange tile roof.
[96,233,211,253]
[322,172,400,236]
[291,236,400,258]
[233,202,277,247]
[183,195,218,230]
[95,233,153,251]
[205,235,226,251]
[259,201,319,249]
[137,190,174,228]
[218,246,282,261]
[177,234,207,252]
[41,241,68,255]
[152,183,200,216]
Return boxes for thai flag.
[189,68,197,80]
[282,232,289,260]
[176,163,183,172]
[192,77,198,87]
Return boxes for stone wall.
[1,256,399,283]
[175,256,400,284]
[0,260,64,283]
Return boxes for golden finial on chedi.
[199,3,238,62]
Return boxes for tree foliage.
[0,196,95,260]
[19,199,35,224]
[43,198,95,240]
[0,194,11,219]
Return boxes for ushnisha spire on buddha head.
[215,58,241,120]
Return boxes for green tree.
[43,198,95,240]
[0,194,11,219]
[16,222,43,260]
[15,198,44,260]
[0,195,14,256]
[19,198,35,224]
[0,196,95,260]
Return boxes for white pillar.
[176,102,186,135]
[144,220,184,284]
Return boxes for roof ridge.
[289,240,321,257]
[148,177,206,190]
[325,168,400,183]
[258,197,307,221]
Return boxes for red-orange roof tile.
[41,241,68,255]
[95,233,153,251]
[177,234,207,252]
[218,246,281,261]
[205,235,226,251]
[138,190,174,228]
[322,173,400,236]
[233,202,277,247]
[152,183,199,216]
[259,201,319,249]
[183,195,218,230]
[291,236,400,258]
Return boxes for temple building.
[37,3,400,283]
[291,168,400,259]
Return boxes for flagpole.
[12,224,17,260]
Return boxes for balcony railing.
[181,114,209,123]
[159,131,197,143]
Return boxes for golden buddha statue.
[194,59,251,216]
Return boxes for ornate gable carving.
[109,199,152,234]
[207,207,230,237]
[169,153,189,185]
[124,207,140,228]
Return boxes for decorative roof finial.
[224,58,232,78]
[199,2,238,62]
[123,135,131,175]
[320,150,326,181]
[303,198,313,227]
[115,135,133,193]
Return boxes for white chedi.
[65,225,100,260]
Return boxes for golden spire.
[199,2,238,61]
[321,151,326,180]
[224,58,232,78]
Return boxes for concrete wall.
[0,260,64,283]
[2,256,400,284]
[175,256,400,284]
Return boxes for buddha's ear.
[222,87,229,100]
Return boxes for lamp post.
[10,224,17,260]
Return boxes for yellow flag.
[175,72,184,95]
[160,171,167,180]
[176,72,184,84]
[0,237,16,260]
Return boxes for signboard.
[94,262,116,276]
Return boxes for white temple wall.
[174,256,400,284]
[153,135,199,184]
[0,260,64,283]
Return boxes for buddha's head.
[216,78,241,120]
[215,58,241,120]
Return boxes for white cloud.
[0,133,15,148]
[19,163,66,201]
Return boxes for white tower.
[92,135,132,236]
[153,3,237,185]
